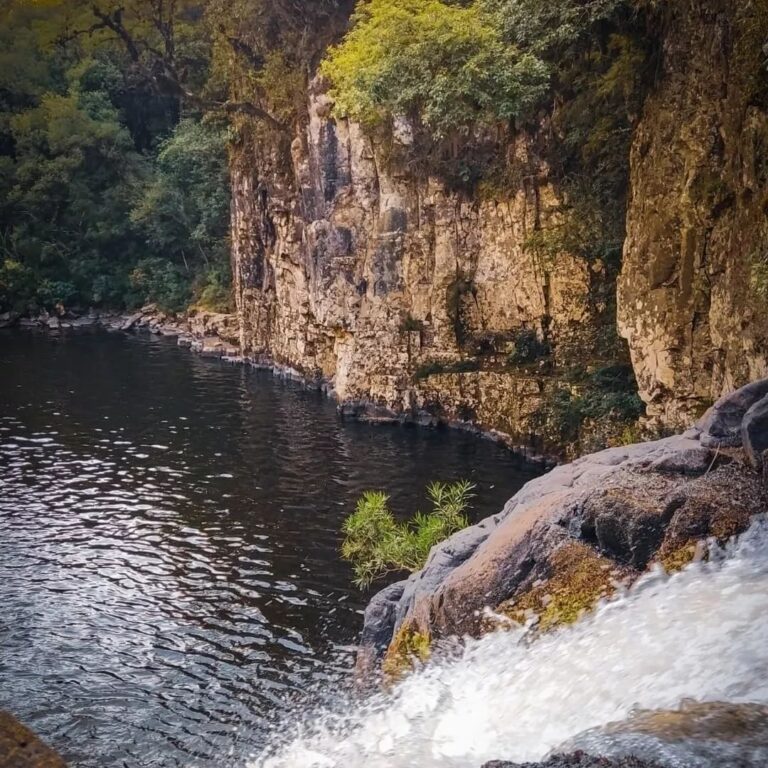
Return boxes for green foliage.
[0,259,37,313]
[413,358,481,380]
[129,258,191,312]
[400,313,424,333]
[491,0,630,55]
[750,245,768,301]
[321,0,550,137]
[414,360,447,380]
[341,480,474,587]
[131,119,231,268]
[446,275,476,345]
[3,88,148,309]
[0,0,232,315]
[534,364,644,454]
[193,263,234,312]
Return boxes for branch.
[91,5,141,62]
[220,102,287,132]
[217,26,265,70]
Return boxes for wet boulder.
[557,701,768,768]
[697,378,768,448]
[355,580,406,678]
[483,755,664,768]
[358,377,768,675]
[742,394,768,472]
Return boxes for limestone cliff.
[618,0,768,426]
[230,0,768,445]
[230,84,609,452]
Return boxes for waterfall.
[252,518,768,768]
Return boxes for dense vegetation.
[342,480,474,587]
[0,0,232,313]
[0,0,345,314]
[1,0,650,318]
[322,0,657,452]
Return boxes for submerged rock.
[0,711,66,768]
[483,755,663,768]
[558,701,768,768]
[359,377,768,673]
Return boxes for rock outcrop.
[358,377,768,673]
[230,84,610,451]
[10,306,242,359]
[617,0,768,425]
[558,701,768,768]
[483,755,663,768]
[229,0,768,445]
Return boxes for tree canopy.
[321,0,550,136]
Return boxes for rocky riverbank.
[358,377,768,676]
[0,306,555,465]
[0,711,65,768]
[1,306,241,357]
[491,752,653,767]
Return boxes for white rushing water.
[252,518,768,768]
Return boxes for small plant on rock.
[341,480,474,588]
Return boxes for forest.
[0,0,670,315]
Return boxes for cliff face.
[231,83,598,448]
[618,0,768,426]
[230,1,768,442]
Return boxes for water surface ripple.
[0,329,540,767]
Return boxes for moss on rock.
[382,622,431,682]
[497,542,632,631]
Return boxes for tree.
[321,0,550,137]
[6,85,147,308]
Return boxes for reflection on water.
[0,329,540,767]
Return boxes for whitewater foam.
[251,518,768,768]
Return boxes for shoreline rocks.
[0,711,66,768]
[358,377,768,676]
[483,755,664,768]
[2,307,554,466]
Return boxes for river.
[0,329,541,768]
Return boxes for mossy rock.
[496,542,632,632]
[655,539,702,573]
[382,622,431,682]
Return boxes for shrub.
[321,0,550,137]
[36,279,78,308]
[446,275,476,345]
[414,360,447,380]
[129,257,191,313]
[414,358,482,380]
[750,248,768,300]
[193,263,233,312]
[534,364,644,454]
[341,480,474,587]
[507,327,550,365]
[0,259,36,312]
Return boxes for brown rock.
[617,0,768,425]
[0,712,66,768]
[360,381,768,671]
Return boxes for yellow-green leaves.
[341,480,474,588]
[321,0,550,137]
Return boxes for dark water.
[0,329,541,768]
